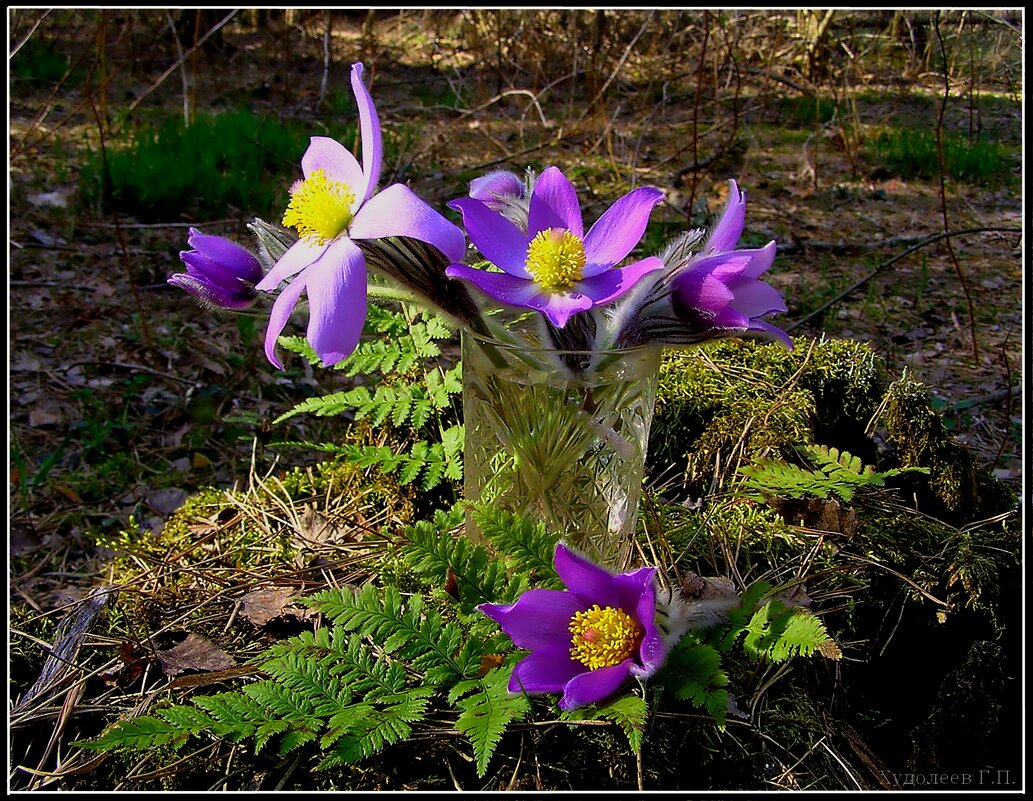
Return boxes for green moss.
[884,374,1015,524]
[651,337,887,493]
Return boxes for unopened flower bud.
[169,228,263,310]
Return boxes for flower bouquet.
[170,62,790,570]
[82,60,849,778]
[168,56,802,697]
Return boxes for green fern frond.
[306,584,480,686]
[314,429,463,491]
[594,693,649,754]
[715,580,773,652]
[275,368,463,428]
[337,310,451,377]
[399,507,526,612]
[281,305,453,375]
[75,710,212,752]
[714,581,841,664]
[276,335,320,364]
[453,666,530,778]
[472,506,562,589]
[739,445,929,503]
[764,608,841,662]
[317,685,433,768]
[657,638,729,728]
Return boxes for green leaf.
[454,667,530,778]
[597,693,649,754]
[657,639,729,728]
[738,445,929,503]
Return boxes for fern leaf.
[472,506,562,589]
[278,729,320,756]
[766,609,841,662]
[739,445,929,505]
[192,691,271,741]
[261,650,353,716]
[242,680,318,720]
[658,639,729,727]
[454,667,530,778]
[597,693,649,754]
[307,584,477,686]
[400,508,525,611]
[75,712,206,752]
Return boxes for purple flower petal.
[729,280,787,318]
[739,241,778,279]
[527,167,583,238]
[612,566,658,612]
[350,183,467,262]
[582,186,664,276]
[448,198,530,277]
[445,263,540,306]
[620,568,665,678]
[180,250,256,291]
[553,543,623,609]
[186,229,263,282]
[558,660,634,710]
[447,263,594,327]
[470,169,524,208]
[167,273,254,310]
[263,271,310,369]
[478,590,585,651]
[509,647,584,695]
[530,291,595,328]
[672,269,736,320]
[710,306,751,329]
[631,627,668,679]
[749,319,794,350]
[350,62,382,205]
[303,236,367,366]
[703,179,746,255]
[180,250,231,282]
[301,136,364,212]
[256,239,328,291]
[574,257,665,306]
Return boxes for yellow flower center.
[525,228,586,291]
[569,604,641,671]
[281,168,356,245]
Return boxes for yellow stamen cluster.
[525,228,586,291]
[281,168,356,245]
[569,604,640,671]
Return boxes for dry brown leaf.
[291,504,356,565]
[156,633,235,676]
[240,586,304,627]
[28,400,67,428]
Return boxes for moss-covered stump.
[645,470,1020,788]
[885,373,1016,524]
[652,337,887,495]
[652,336,1015,526]
[648,337,1019,787]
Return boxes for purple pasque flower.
[445,166,665,328]
[255,62,466,368]
[479,542,666,711]
[669,180,791,348]
[169,228,263,310]
[611,179,790,349]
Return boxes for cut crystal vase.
[461,328,660,569]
